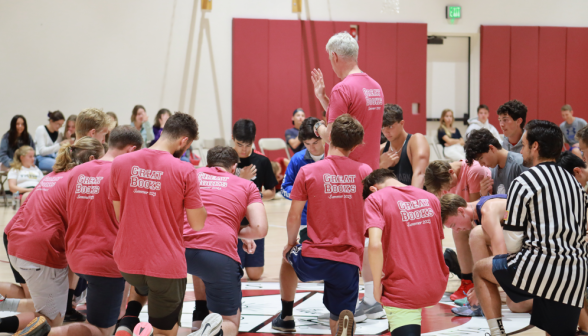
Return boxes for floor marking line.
[248,291,317,333]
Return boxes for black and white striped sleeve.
[503,178,530,232]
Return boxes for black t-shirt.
[45,126,58,143]
[236,151,278,226]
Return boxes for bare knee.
[65,324,94,336]
[245,267,264,281]
[506,298,532,313]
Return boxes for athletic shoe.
[451,303,483,317]
[14,316,51,336]
[188,313,223,336]
[115,326,133,336]
[449,279,474,301]
[355,299,384,320]
[444,248,462,279]
[335,310,355,336]
[454,297,468,307]
[64,308,86,322]
[271,314,296,332]
[133,322,153,336]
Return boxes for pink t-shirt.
[7,172,69,269]
[183,167,262,263]
[290,155,372,269]
[327,73,384,170]
[109,148,203,279]
[364,186,449,309]
[450,160,491,200]
[65,160,121,278]
[5,187,36,234]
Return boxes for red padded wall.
[537,27,567,124]
[365,23,397,104]
[396,23,427,134]
[510,26,539,121]
[566,28,588,118]
[480,26,511,128]
[232,19,269,142]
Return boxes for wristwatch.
[313,121,325,137]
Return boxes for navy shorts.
[77,274,126,328]
[287,244,359,321]
[3,232,25,284]
[186,249,243,316]
[492,254,581,336]
[238,238,265,268]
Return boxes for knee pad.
[149,302,183,331]
[391,324,421,336]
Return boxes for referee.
[473,120,588,336]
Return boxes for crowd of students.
[1,30,588,336]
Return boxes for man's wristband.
[313,121,325,137]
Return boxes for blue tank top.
[475,194,507,225]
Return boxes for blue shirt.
[285,128,304,153]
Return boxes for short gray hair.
[326,32,359,62]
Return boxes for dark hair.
[108,126,144,150]
[464,129,502,166]
[440,194,468,223]
[131,105,146,123]
[8,115,31,150]
[330,114,364,151]
[153,109,172,128]
[298,117,321,142]
[557,151,586,175]
[362,168,396,199]
[232,119,256,144]
[562,104,573,112]
[497,100,527,129]
[424,160,452,196]
[292,108,304,125]
[525,120,563,161]
[48,110,65,122]
[576,125,588,145]
[477,104,489,113]
[161,112,199,141]
[382,104,403,127]
[380,132,387,144]
[207,146,239,170]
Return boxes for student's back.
[110,148,202,278]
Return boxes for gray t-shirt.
[502,132,524,154]
[560,117,587,146]
[491,151,528,194]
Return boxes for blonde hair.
[271,161,281,176]
[424,160,453,196]
[439,109,455,137]
[53,137,104,173]
[440,193,468,223]
[10,146,34,170]
[76,108,109,139]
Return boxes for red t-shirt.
[450,160,491,200]
[364,186,449,309]
[327,73,384,170]
[65,160,121,278]
[4,186,36,234]
[109,148,203,279]
[183,167,262,263]
[290,155,372,269]
[7,172,69,269]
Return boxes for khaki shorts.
[121,272,186,330]
[9,255,68,320]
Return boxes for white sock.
[363,282,376,305]
[487,318,506,336]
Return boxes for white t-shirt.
[8,166,44,189]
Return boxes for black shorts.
[186,249,243,316]
[3,232,25,284]
[299,227,309,244]
[492,254,581,336]
[238,238,264,268]
[77,274,126,328]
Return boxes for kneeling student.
[184,146,268,336]
[363,169,448,335]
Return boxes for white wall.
[1,0,587,142]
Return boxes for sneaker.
[64,308,87,322]
[272,314,296,332]
[14,316,51,336]
[115,316,140,336]
[449,279,474,301]
[454,297,468,307]
[133,322,153,336]
[335,310,355,336]
[115,326,133,336]
[451,303,483,317]
[188,313,223,336]
[444,248,462,279]
[355,299,384,320]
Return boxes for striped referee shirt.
[505,162,588,308]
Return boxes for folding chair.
[258,138,291,160]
